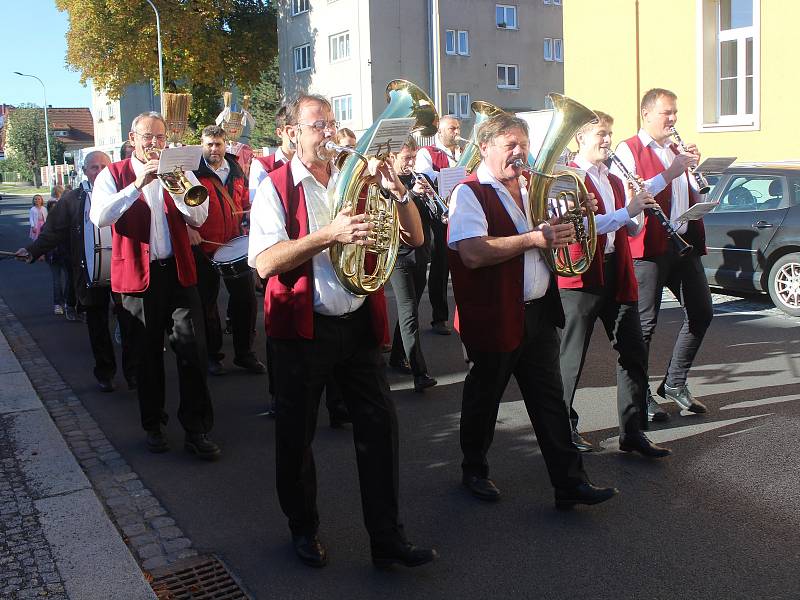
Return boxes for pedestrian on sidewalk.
[28,194,47,240]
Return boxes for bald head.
[438,116,461,150]
[82,151,112,186]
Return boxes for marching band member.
[447,112,618,508]
[559,112,671,457]
[610,88,713,419]
[249,105,294,203]
[91,112,221,460]
[189,125,265,376]
[414,115,462,336]
[247,94,436,568]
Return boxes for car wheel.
[767,253,800,316]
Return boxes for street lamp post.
[13,71,53,186]
[144,0,165,114]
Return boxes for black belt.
[314,309,360,321]
[523,297,546,307]
[150,256,175,267]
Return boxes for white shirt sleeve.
[90,166,141,228]
[610,141,668,197]
[247,176,290,268]
[249,158,267,205]
[29,207,37,228]
[414,148,438,183]
[447,183,488,250]
[171,171,208,227]
[595,206,634,236]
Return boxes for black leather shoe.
[554,482,619,510]
[659,383,707,414]
[207,360,226,376]
[292,535,328,568]
[413,374,437,393]
[647,390,669,422]
[97,378,114,393]
[233,355,267,374]
[329,408,351,429]
[619,431,672,458]
[431,321,452,335]
[571,428,595,452]
[184,433,222,461]
[462,474,501,501]
[126,376,138,391]
[372,539,438,569]
[389,357,412,374]
[146,430,169,454]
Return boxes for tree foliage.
[4,107,65,185]
[248,55,283,148]
[55,0,278,99]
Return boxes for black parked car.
[702,162,800,315]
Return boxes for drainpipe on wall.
[635,0,641,130]
[428,0,442,114]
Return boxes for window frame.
[446,93,458,117]
[293,43,312,73]
[457,30,470,55]
[496,4,518,30]
[497,64,519,89]
[543,37,553,61]
[458,93,471,118]
[445,29,456,55]
[291,0,309,16]
[553,38,563,62]
[329,30,351,63]
[331,94,353,123]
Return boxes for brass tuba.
[455,100,507,174]
[329,79,438,295]
[524,93,598,277]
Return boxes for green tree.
[4,107,65,186]
[248,55,283,148]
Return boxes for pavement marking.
[718,424,767,438]
[721,395,800,410]
[389,370,469,391]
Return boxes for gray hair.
[130,111,166,133]
[82,151,111,172]
[476,114,529,146]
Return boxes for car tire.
[767,253,800,316]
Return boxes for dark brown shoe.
[462,474,501,501]
[372,539,438,568]
[293,535,328,568]
[146,430,169,454]
[619,431,672,458]
[184,433,221,461]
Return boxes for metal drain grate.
[149,555,250,599]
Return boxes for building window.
[291,0,309,15]
[697,0,759,129]
[553,38,563,62]
[553,0,561,5]
[458,93,471,118]
[332,95,352,122]
[446,93,458,116]
[293,44,312,72]
[329,31,350,62]
[496,4,518,29]
[457,30,469,55]
[445,30,456,55]
[497,64,518,89]
[543,38,553,61]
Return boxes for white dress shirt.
[572,155,640,253]
[610,129,697,234]
[247,155,364,316]
[206,157,230,185]
[414,136,462,183]
[249,147,289,204]
[448,162,550,301]
[91,156,208,261]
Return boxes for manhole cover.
[149,555,250,599]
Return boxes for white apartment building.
[277,0,564,134]
[90,82,159,157]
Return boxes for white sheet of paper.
[157,145,203,174]
[363,118,416,156]
[696,157,737,173]
[438,166,467,199]
[675,201,719,223]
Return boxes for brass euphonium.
[329,79,438,295]
[524,93,598,277]
[455,100,507,174]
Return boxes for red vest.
[194,173,247,255]
[423,145,453,171]
[106,159,197,293]
[263,161,389,344]
[255,153,287,174]
[558,165,638,303]
[624,135,706,258]
[448,174,564,353]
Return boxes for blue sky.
[2,1,92,108]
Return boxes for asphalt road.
[1,190,799,599]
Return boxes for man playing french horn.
[247,94,437,569]
[447,112,618,508]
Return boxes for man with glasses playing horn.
[610,88,713,420]
[248,95,437,569]
[559,111,671,457]
[189,124,265,377]
[448,112,618,509]
[91,112,221,461]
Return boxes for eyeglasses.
[134,132,167,142]
[298,120,339,132]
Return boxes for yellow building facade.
[563,0,798,163]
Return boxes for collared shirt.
[573,155,640,253]
[247,154,364,316]
[610,129,696,234]
[249,147,289,204]
[206,157,230,185]
[90,156,208,260]
[448,162,550,301]
[414,135,463,183]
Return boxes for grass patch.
[0,184,51,195]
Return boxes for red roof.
[47,107,95,146]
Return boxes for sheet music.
[362,118,416,156]
[546,167,587,217]
[438,166,467,199]
[696,157,737,174]
[157,146,203,174]
[675,201,719,223]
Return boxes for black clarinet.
[606,149,693,257]
[669,127,711,194]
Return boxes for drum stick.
[0,250,19,257]
[200,239,229,246]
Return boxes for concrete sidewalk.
[0,329,155,599]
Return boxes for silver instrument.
[409,169,448,224]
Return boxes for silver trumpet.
[409,169,448,224]
[669,126,711,194]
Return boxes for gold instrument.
[523,93,598,277]
[455,100,507,174]
[157,92,208,207]
[329,79,438,295]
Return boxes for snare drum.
[210,235,252,279]
[84,221,112,287]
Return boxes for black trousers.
[633,251,713,389]
[85,289,137,383]
[559,254,647,436]
[427,220,450,324]
[269,307,401,544]
[460,300,587,489]
[389,258,430,376]
[122,258,214,434]
[193,248,257,361]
